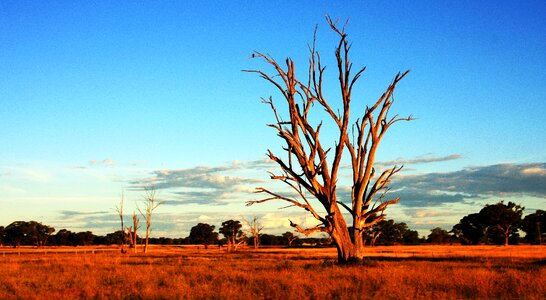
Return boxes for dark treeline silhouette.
[452,202,544,245]
[1,202,543,248]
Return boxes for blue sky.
[1,1,545,237]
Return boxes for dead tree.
[243,216,263,249]
[127,211,140,253]
[244,16,412,263]
[115,191,127,252]
[126,212,140,253]
[138,186,162,254]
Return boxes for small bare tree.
[138,186,162,254]
[243,216,263,249]
[127,211,140,253]
[245,17,412,263]
[115,191,127,253]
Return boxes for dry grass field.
[1,245,545,299]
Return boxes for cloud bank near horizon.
[41,158,544,237]
[393,162,546,207]
[128,156,544,210]
[128,161,268,206]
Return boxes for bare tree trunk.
[144,236,148,253]
[371,232,381,247]
[234,238,245,251]
[228,234,236,252]
[131,212,140,253]
[126,226,133,249]
[330,206,358,263]
[115,192,126,252]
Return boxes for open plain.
[1,245,545,299]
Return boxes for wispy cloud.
[0,184,25,193]
[242,158,276,170]
[340,154,461,171]
[89,159,115,167]
[403,208,459,219]
[59,210,110,219]
[376,154,462,167]
[0,167,51,182]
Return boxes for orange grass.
[0,245,544,299]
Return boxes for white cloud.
[130,161,264,206]
[89,159,115,166]
[403,208,456,218]
[521,167,546,176]
[198,215,213,221]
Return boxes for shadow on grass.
[362,256,489,263]
[532,259,546,266]
[305,256,546,272]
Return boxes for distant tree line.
[451,202,544,245]
[1,202,543,248]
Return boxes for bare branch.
[289,219,328,236]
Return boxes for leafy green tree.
[26,221,55,247]
[453,201,524,246]
[219,220,243,252]
[427,227,452,244]
[282,231,300,246]
[259,234,281,246]
[402,228,420,245]
[76,231,96,246]
[480,201,523,246]
[521,210,545,244]
[157,237,174,245]
[372,219,419,245]
[452,213,485,245]
[104,230,126,245]
[54,229,78,246]
[4,221,28,248]
[3,221,55,247]
[189,223,218,249]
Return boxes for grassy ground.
[1,245,545,299]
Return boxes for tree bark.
[330,209,359,263]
